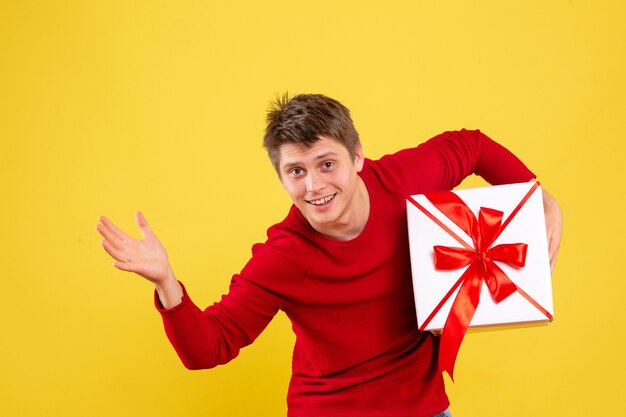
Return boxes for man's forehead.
[278,137,347,166]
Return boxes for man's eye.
[323,161,335,169]
[291,168,303,176]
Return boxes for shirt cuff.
[154,280,189,314]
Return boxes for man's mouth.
[306,194,336,206]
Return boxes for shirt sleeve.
[372,129,536,195]
[155,276,281,370]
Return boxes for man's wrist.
[155,269,183,309]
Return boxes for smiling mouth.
[306,194,337,206]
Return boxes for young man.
[96,94,562,417]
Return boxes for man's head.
[263,93,360,173]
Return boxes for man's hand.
[96,212,183,308]
[542,188,563,272]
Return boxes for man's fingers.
[548,234,561,259]
[105,242,140,273]
[99,216,129,241]
[549,240,558,271]
[134,211,154,239]
[541,188,563,274]
[96,223,124,250]
[113,260,137,273]
[547,229,561,272]
[550,254,558,272]
[101,239,129,263]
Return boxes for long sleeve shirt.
[155,129,536,417]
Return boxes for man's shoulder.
[360,152,417,196]
[237,210,317,293]
[245,207,315,267]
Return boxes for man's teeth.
[309,195,334,205]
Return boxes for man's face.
[278,136,365,238]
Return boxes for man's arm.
[391,129,536,192]
[375,129,563,270]
[155,276,280,369]
[96,212,280,369]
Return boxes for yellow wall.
[1,1,624,416]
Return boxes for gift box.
[406,181,554,379]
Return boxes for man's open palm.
[96,212,172,285]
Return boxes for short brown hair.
[263,93,360,172]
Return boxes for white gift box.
[406,182,554,332]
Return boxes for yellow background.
[1,1,624,416]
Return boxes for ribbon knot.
[431,204,527,304]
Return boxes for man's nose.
[305,170,326,192]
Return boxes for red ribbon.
[407,182,551,381]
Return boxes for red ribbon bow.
[407,182,550,381]
[428,191,527,381]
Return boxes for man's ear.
[354,142,365,172]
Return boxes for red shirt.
[156,129,535,417]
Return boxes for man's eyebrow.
[281,152,339,168]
